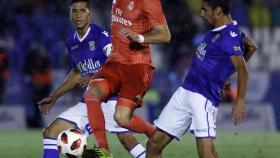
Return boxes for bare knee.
[114,111,130,127]
[43,119,76,139]
[146,130,171,157]
[43,126,60,138]
[147,136,163,154]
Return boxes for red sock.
[84,93,109,150]
[126,115,156,137]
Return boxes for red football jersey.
[108,0,167,66]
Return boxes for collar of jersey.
[211,20,238,32]
[76,26,91,42]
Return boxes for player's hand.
[78,75,92,88]
[120,28,139,42]
[37,96,56,115]
[231,100,246,125]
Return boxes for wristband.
[137,35,145,43]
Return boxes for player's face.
[200,2,216,25]
[70,2,91,30]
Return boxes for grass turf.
[0,130,280,158]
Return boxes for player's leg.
[146,130,172,158]
[84,63,121,153]
[117,133,146,158]
[113,64,155,137]
[42,119,76,158]
[146,87,192,158]
[190,92,219,158]
[102,100,146,158]
[114,104,155,137]
[43,102,92,158]
[196,138,218,158]
[212,146,219,158]
[83,78,111,150]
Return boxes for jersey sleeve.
[99,30,112,57]
[142,0,167,27]
[221,31,244,57]
[66,44,77,69]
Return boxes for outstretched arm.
[38,69,81,114]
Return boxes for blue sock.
[43,138,59,158]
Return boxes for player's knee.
[43,127,60,138]
[113,112,130,128]
[146,137,163,154]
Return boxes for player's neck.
[77,25,90,38]
[214,15,232,28]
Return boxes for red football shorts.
[94,62,153,108]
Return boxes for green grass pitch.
[0,130,280,158]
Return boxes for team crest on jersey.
[88,41,95,51]
[127,1,135,11]
[196,42,207,61]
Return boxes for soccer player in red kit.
[83,0,171,157]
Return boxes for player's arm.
[50,68,81,99]
[230,56,248,125]
[139,24,171,44]
[38,69,81,114]
[243,36,257,62]
[121,24,171,44]
[222,36,256,93]
[222,34,256,92]
[143,24,171,44]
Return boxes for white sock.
[129,143,146,158]
[43,138,59,158]
[43,138,58,150]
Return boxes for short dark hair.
[70,0,92,9]
[203,0,231,15]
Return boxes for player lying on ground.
[38,0,146,158]
[146,0,257,158]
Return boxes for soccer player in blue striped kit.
[38,0,146,158]
[146,0,257,158]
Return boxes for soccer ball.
[57,129,87,157]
